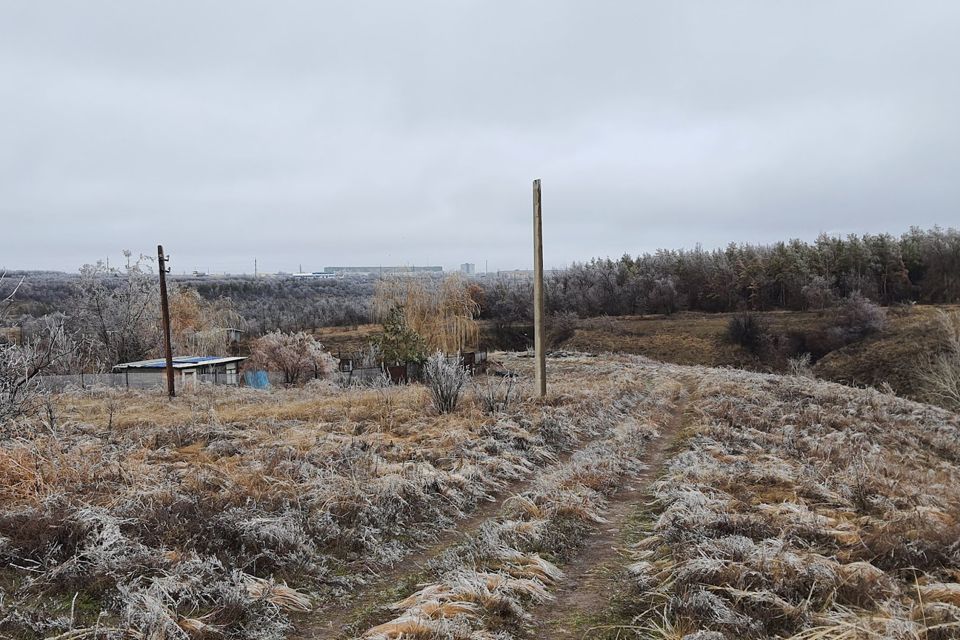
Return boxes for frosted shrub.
[425,351,468,414]
[916,310,960,411]
[726,312,768,353]
[473,374,516,414]
[834,291,887,337]
[0,342,42,421]
[787,352,813,377]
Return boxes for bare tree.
[0,270,24,318]
[71,253,161,367]
[247,331,335,385]
[168,286,246,356]
[1,273,73,422]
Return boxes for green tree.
[374,306,427,364]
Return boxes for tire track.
[291,433,598,640]
[527,379,697,639]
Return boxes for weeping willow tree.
[168,287,247,356]
[374,275,480,354]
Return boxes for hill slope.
[1,353,958,639]
[558,305,954,400]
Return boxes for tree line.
[480,226,960,323]
[4,226,959,357]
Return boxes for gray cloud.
[2,1,959,273]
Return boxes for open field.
[394,305,958,401]
[317,305,957,401]
[2,352,958,639]
[563,306,959,399]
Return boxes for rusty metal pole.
[533,179,546,397]
[157,245,176,399]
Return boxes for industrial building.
[324,266,443,276]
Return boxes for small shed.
[224,327,245,343]
[112,356,247,387]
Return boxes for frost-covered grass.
[358,371,686,640]
[626,365,960,639]
[0,355,633,639]
[6,353,959,640]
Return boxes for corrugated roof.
[112,356,246,370]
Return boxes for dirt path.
[527,381,696,640]
[294,379,697,640]
[291,441,591,640]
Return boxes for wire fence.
[36,370,263,392]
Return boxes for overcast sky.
[2,2,959,274]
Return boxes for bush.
[473,374,516,414]
[373,306,427,365]
[787,353,813,377]
[916,310,960,411]
[247,331,336,385]
[726,313,768,353]
[547,311,578,348]
[833,292,887,337]
[425,351,468,414]
[801,276,838,310]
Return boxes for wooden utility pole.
[157,245,176,399]
[533,179,546,397]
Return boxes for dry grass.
[564,311,829,367]
[5,350,959,639]
[623,363,960,639]
[358,365,686,640]
[0,353,643,639]
[312,324,382,356]
[542,305,960,401]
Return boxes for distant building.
[324,266,443,276]
[460,263,476,275]
[112,356,247,386]
[291,272,336,279]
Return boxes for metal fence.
[336,351,488,386]
[36,371,255,392]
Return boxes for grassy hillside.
[2,354,957,639]
[559,305,955,401]
[619,361,960,640]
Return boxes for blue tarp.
[245,370,270,389]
